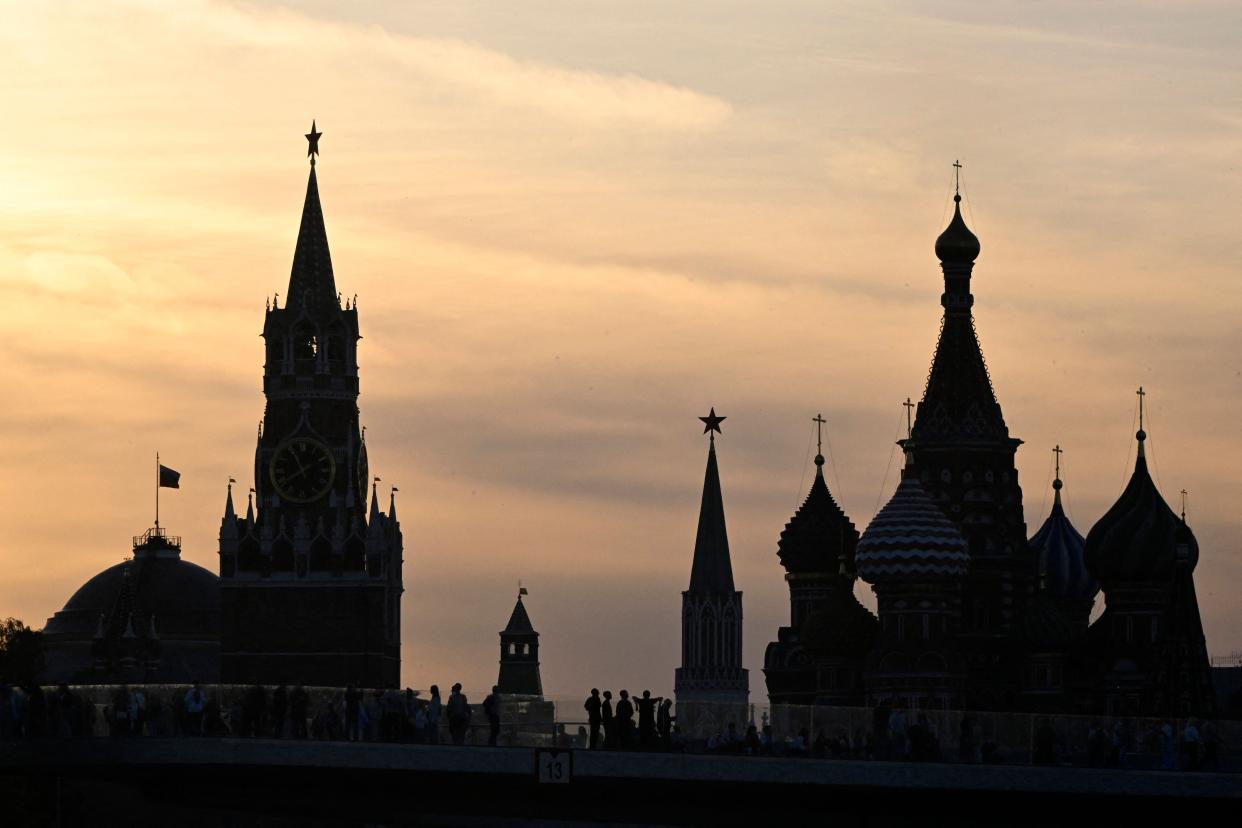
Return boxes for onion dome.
[1084,426,1197,584]
[1029,455,1098,605]
[935,194,980,264]
[776,453,859,575]
[855,463,970,582]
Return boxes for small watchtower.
[497,588,543,697]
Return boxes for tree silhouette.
[0,618,45,684]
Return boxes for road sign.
[535,749,573,783]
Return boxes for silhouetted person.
[483,685,501,746]
[584,689,602,749]
[1202,720,1220,772]
[615,690,634,750]
[746,724,762,756]
[1182,719,1202,771]
[447,683,470,745]
[601,691,615,749]
[110,685,131,737]
[657,698,673,749]
[635,690,658,750]
[271,683,288,738]
[184,682,206,735]
[244,683,267,738]
[427,685,442,744]
[872,703,891,760]
[289,685,308,739]
[345,684,362,741]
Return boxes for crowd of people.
[0,680,1229,772]
[0,680,501,745]
[581,689,677,751]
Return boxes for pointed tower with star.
[217,123,403,688]
[675,409,749,713]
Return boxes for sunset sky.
[1,1,1239,697]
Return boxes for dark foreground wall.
[3,738,1239,827]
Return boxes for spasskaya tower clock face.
[270,437,336,503]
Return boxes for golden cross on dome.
[1053,444,1063,478]
[1137,386,1146,431]
[813,413,826,455]
[903,397,915,439]
[1180,489,1188,521]
[953,159,963,194]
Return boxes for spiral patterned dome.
[856,467,970,582]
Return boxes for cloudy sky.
[1,1,1239,697]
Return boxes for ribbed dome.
[776,459,859,575]
[1029,482,1098,605]
[935,195,980,264]
[1084,439,1197,584]
[856,468,970,582]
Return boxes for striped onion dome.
[855,467,970,583]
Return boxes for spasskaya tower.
[217,123,403,688]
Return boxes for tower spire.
[688,409,735,593]
[287,121,337,315]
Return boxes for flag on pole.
[159,465,181,489]
[519,587,529,596]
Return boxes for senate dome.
[42,528,220,684]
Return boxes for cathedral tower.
[218,124,403,688]
[675,409,748,708]
[1083,394,1215,716]
[764,415,876,705]
[903,173,1031,709]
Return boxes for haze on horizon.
[1,0,1239,697]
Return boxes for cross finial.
[1053,444,1063,479]
[1136,386,1146,430]
[305,120,322,166]
[1180,489,1188,521]
[953,159,962,195]
[903,397,915,439]
[813,413,826,455]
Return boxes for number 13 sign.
[535,749,573,783]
